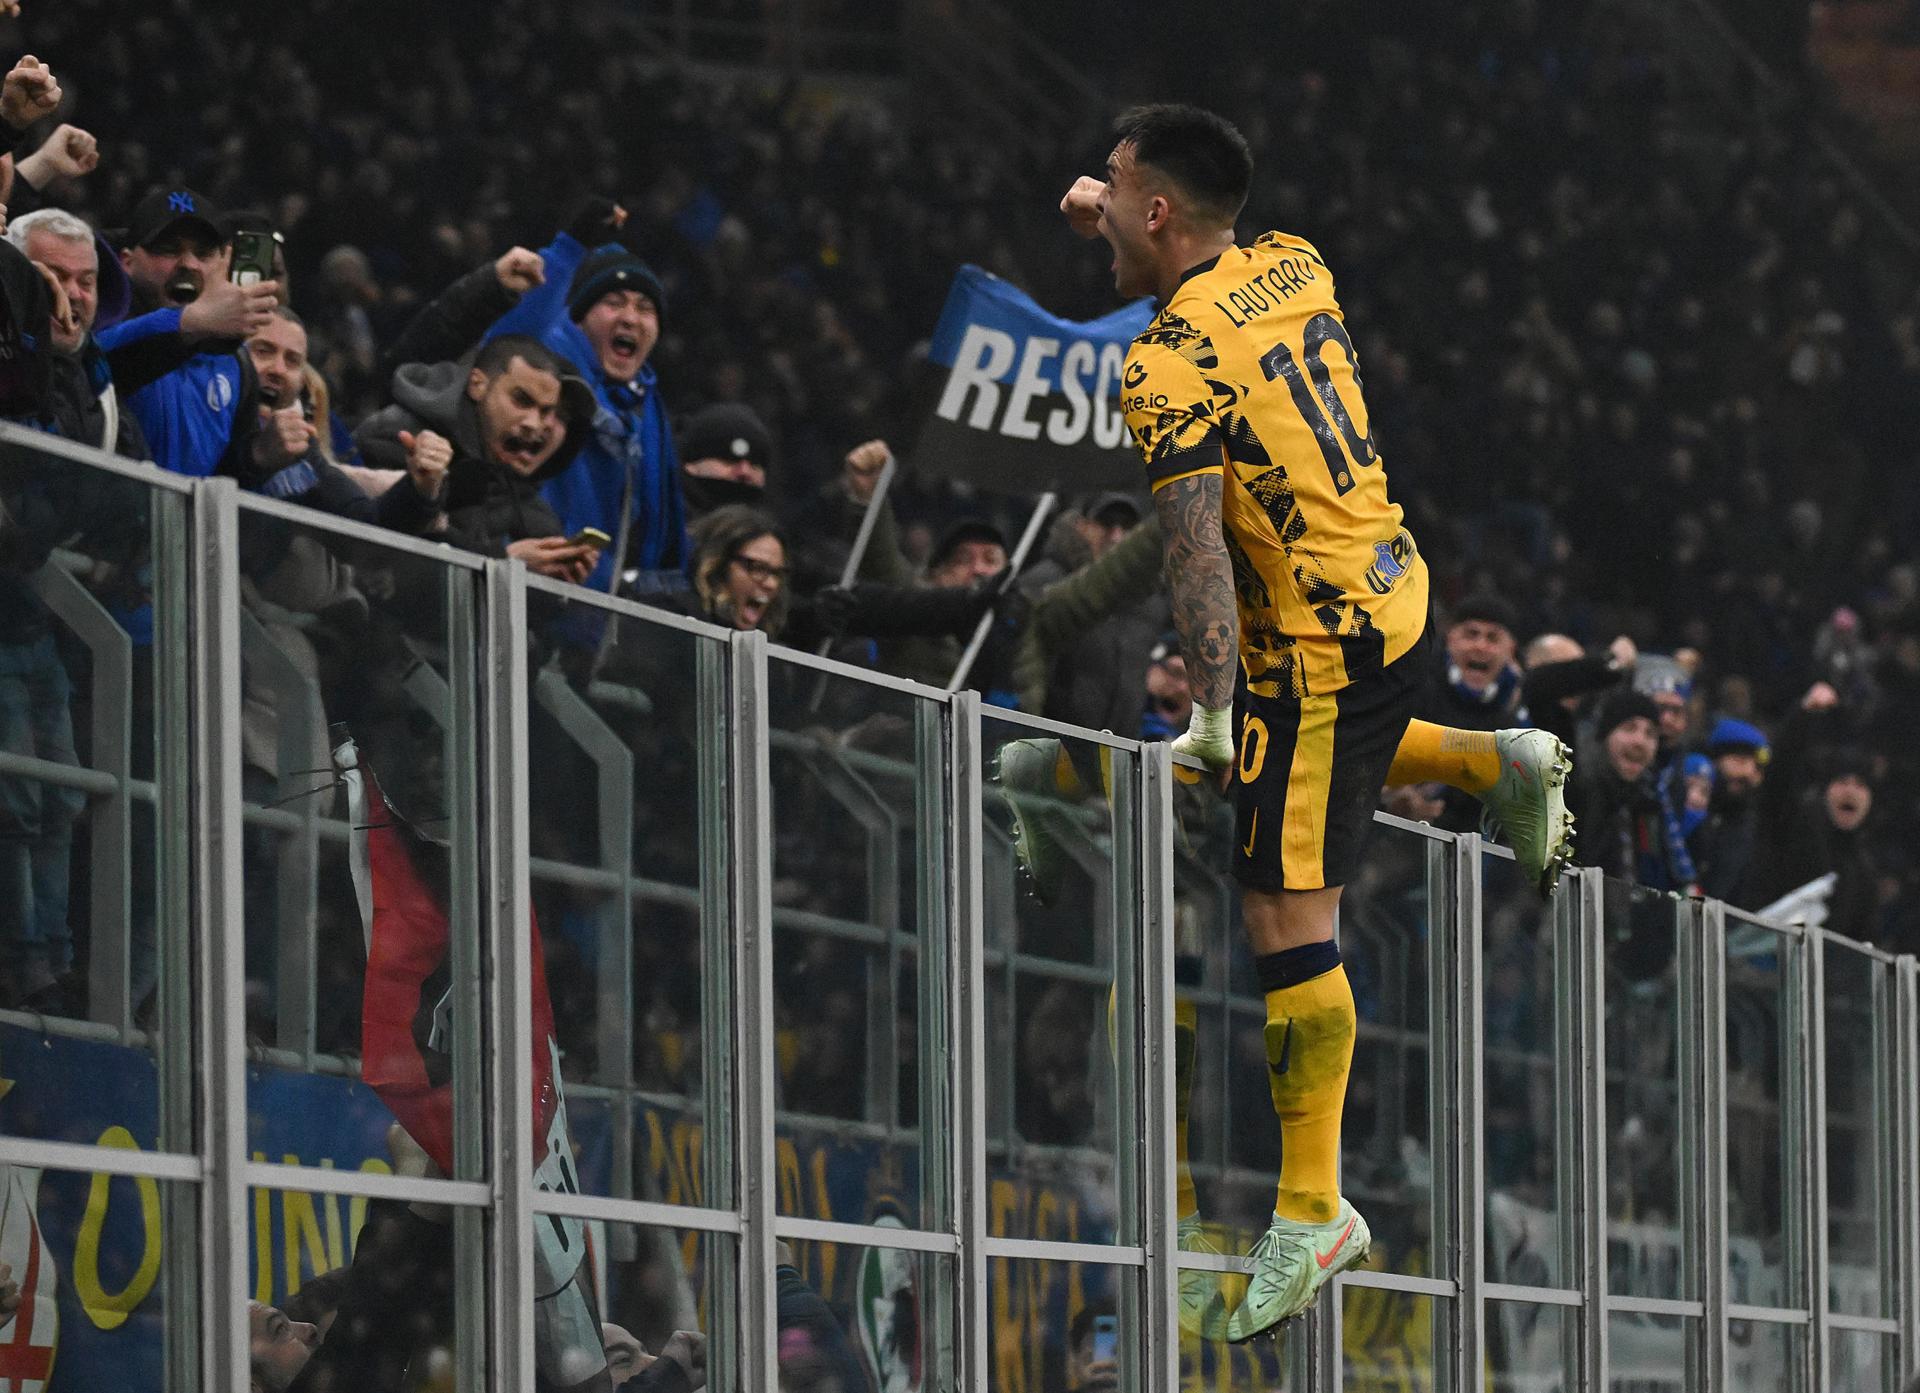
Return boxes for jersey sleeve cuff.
[1145,437,1225,490]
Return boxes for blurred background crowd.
[0,0,1915,1384]
[2,0,1909,970]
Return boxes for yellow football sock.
[1050,742,1115,801]
[1051,741,1084,796]
[1387,719,1501,795]
[1265,964,1356,1224]
[1107,986,1200,1220]
[1174,996,1198,1220]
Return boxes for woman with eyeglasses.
[685,504,790,637]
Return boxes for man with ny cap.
[94,184,282,477]
[486,198,689,596]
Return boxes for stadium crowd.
[0,0,1915,1383]
[0,0,1911,1003]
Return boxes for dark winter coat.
[1011,514,1166,734]
[355,357,594,558]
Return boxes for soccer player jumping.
[1060,106,1574,1342]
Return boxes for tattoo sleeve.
[1150,470,1238,712]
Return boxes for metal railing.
[0,423,1913,1391]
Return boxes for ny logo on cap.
[168,192,194,214]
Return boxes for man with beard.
[1568,687,1696,894]
[93,185,281,477]
[1689,716,1770,902]
[238,307,447,531]
[356,334,602,579]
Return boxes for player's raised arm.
[1153,470,1237,769]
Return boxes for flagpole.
[807,451,898,711]
[945,491,1057,694]
[828,451,898,607]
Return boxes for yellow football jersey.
[1124,231,1429,698]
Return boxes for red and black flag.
[339,734,610,1393]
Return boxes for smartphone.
[230,229,276,286]
[570,527,612,549]
[1091,1314,1118,1364]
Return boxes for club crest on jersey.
[1365,529,1416,595]
[205,373,233,412]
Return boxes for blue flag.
[914,265,1155,494]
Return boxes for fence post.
[1448,832,1486,1390]
[948,691,990,1391]
[727,629,779,1393]
[189,477,248,1393]
[1562,867,1609,1389]
[481,559,535,1389]
[1689,899,1731,1389]
[1895,955,1920,1378]
[1137,741,1178,1392]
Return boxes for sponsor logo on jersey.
[1364,529,1417,595]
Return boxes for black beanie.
[568,247,666,325]
[1596,687,1661,739]
[1824,744,1875,789]
[679,403,774,474]
[1449,592,1518,634]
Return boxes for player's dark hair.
[475,333,565,382]
[1112,104,1253,227]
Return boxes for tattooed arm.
[1152,469,1238,766]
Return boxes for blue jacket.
[485,233,688,593]
[96,308,247,479]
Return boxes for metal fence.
[0,423,1914,1391]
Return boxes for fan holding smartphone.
[230,227,277,287]
[1065,1305,1120,1391]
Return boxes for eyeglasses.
[730,555,787,585]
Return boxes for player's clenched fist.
[1059,176,1108,239]
[1171,704,1235,788]
[398,428,452,500]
